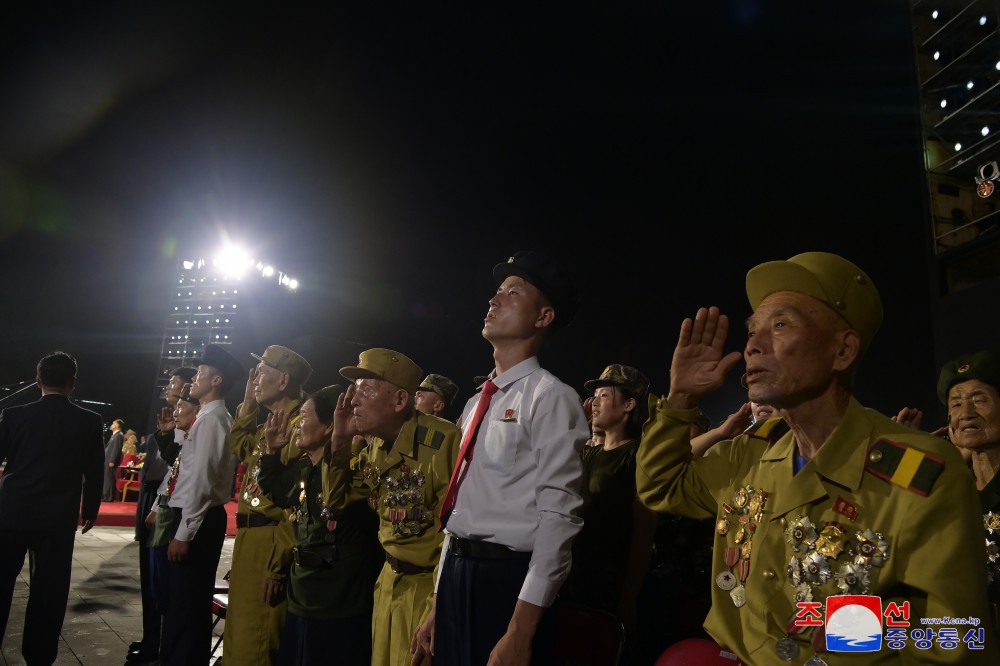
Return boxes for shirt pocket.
[480,419,523,472]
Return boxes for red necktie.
[439,380,498,529]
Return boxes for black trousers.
[135,480,162,653]
[160,504,227,666]
[434,550,559,666]
[0,527,77,666]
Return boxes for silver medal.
[715,571,737,591]
[804,657,828,666]
[729,584,746,607]
[250,497,260,507]
[775,637,799,661]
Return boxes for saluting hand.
[667,306,743,409]
[264,409,291,452]
[240,366,259,418]
[156,406,176,433]
[331,384,360,450]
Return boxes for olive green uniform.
[636,396,997,665]
[324,411,460,666]
[223,401,300,666]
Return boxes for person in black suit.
[0,350,105,665]
[102,418,125,501]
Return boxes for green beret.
[937,350,1000,404]
[746,252,883,354]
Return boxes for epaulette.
[745,417,790,443]
[415,424,444,450]
[864,438,945,497]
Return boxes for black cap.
[191,344,244,386]
[493,250,580,330]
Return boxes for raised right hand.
[156,406,176,433]
[667,306,743,409]
[240,367,260,418]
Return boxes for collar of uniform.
[370,411,422,471]
[760,397,870,489]
[490,355,540,392]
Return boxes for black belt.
[293,544,337,568]
[385,552,434,575]
[448,536,530,560]
[236,513,280,529]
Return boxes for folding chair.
[210,570,231,664]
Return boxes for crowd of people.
[2,248,1000,666]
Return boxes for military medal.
[250,497,260,507]
[814,523,848,559]
[805,656,828,666]
[716,571,737,591]
[716,518,729,536]
[774,637,799,661]
[729,584,746,607]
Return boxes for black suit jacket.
[104,429,124,466]
[0,393,105,530]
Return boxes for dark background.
[0,1,941,433]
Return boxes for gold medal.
[716,518,730,536]
[734,487,749,509]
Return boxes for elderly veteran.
[257,384,383,666]
[938,350,1000,639]
[326,348,461,666]
[636,252,995,665]
[226,344,313,666]
[414,374,459,419]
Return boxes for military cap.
[191,344,244,384]
[937,350,1000,404]
[251,344,313,387]
[417,374,459,406]
[171,383,199,405]
[746,251,883,353]
[493,250,580,330]
[169,366,198,383]
[340,348,423,394]
[309,384,344,416]
[584,364,650,397]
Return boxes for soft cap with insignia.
[340,348,423,394]
[936,349,1000,404]
[746,252,882,354]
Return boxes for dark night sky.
[0,1,942,432]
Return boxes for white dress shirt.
[442,356,587,607]
[168,399,235,541]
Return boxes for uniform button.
[779,517,787,528]
[869,450,883,463]
[762,569,776,580]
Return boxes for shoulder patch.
[864,438,945,497]
[745,417,789,443]
[414,424,444,450]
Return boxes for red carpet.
[95,497,240,536]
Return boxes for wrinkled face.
[350,378,404,438]
[590,385,631,432]
[414,390,444,416]
[482,276,551,343]
[948,379,1000,452]
[190,365,219,400]
[173,400,199,431]
[743,291,854,408]
[295,398,330,451]
[253,362,286,407]
[165,374,186,406]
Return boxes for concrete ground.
[1,527,233,665]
